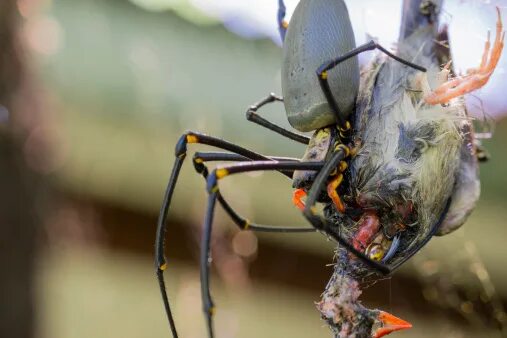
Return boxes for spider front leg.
[192,151,315,232]
[424,7,505,105]
[246,93,310,144]
[155,131,294,338]
[316,40,426,132]
[201,161,324,338]
[278,0,288,42]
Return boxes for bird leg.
[424,7,504,105]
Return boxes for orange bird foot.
[424,7,504,105]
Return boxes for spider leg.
[194,151,297,176]
[202,161,325,338]
[301,147,392,274]
[246,93,310,144]
[192,151,316,232]
[193,151,299,163]
[155,131,298,337]
[278,0,288,42]
[317,40,426,131]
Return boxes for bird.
[318,0,503,337]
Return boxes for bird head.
[318,273,412,338]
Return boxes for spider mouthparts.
[373,311,412,338]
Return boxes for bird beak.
[373,311,412,338]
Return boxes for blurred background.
[2,0,507,337]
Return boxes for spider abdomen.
[281,0,359,132]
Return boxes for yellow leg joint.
[194,157,203,164]
[335,144,350,157]
[243,219,250,230]
[186,134,199,143]
[321,71,328,80]
[339,161,348,172]
[215,168,229,179]
[159,263,167,271]
[211,185,219,193]
[339,121,351,132]
[282,20,289,29]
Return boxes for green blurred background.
[4,0,507,337]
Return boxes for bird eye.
[366,243,385,261]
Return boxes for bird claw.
[424,7,504,105]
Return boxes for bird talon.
[424,7,504,105]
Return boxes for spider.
[154,1,503,337]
